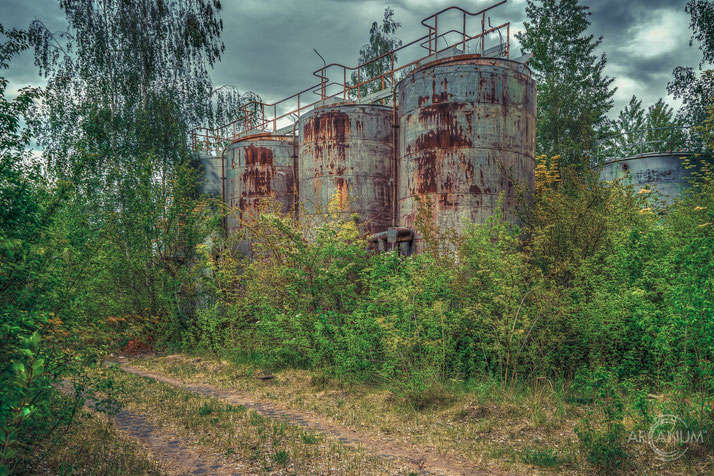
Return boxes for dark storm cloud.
[584,0,699,109]
[212,0,389,101]
[1,0,65,95]
[0,0,704,116]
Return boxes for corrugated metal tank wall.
[298,103,394,235]
[598,152,700,205]
[395,55,536,246]
[224,133,296,253]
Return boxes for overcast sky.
[0,0,703,118]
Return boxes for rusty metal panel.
[298,103,394,235]
[599,152,701,205]
[224,134,296,250]
[395,55,536,245]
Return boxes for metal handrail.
[420,1,507,55]
[189,1,512,154]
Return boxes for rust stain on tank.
[439,193,458,207]
[433,77,449,104]
[243,145,274,166]
[336,177,348,209]
[306,111,351,179]
[239,146,277,209]
[224,137,295,239]
[304,110,351,143]
[241,168,273,197]
[414,150,437,194]
[406,104,473,154]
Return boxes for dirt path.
[110,407,243,475]
[114,362,498,476]
[59,382,243,475]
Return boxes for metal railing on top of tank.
[189,1,513,155]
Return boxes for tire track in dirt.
[58,381,243,475]
[114,362,498,476]
[109,408,242,475]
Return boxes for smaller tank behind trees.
[598,152,705,205]
[197,153,222,198]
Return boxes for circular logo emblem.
[648,414,690,461]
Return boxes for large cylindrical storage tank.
[224,133,296,253]
[298,103,393,235]
[396,55,536,246]
[598,152,701,205]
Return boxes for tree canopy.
[668,0,714,127]
[516,0,616,169]
[350,7,402,100]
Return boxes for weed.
[300,432,318,444]
[272,449,289,465]
[273,423,286,438]
[521,448,563,467]
[573,368,628,471]
[249,411,265,426]
[575,420,627,471]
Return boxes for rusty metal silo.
[598,152,702,205]
[298,103,393,235]
[224,133,296,252]
[396,55,536,247]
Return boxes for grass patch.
[126,354,714,475]
[272,449,289,465]
[249,410,266,425]
[39,412,162,475]
[197,402,214,415]
[521,448,564,467]
[300,432,318,444]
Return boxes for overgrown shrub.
[573,367,628,471]
[192,155,713,417]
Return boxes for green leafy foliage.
[515,0,616,169]
[2,0,714,471]
[0,27,91,474]
[573,368,628,470]
[668,1,714,127]
[1,0,226,470]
